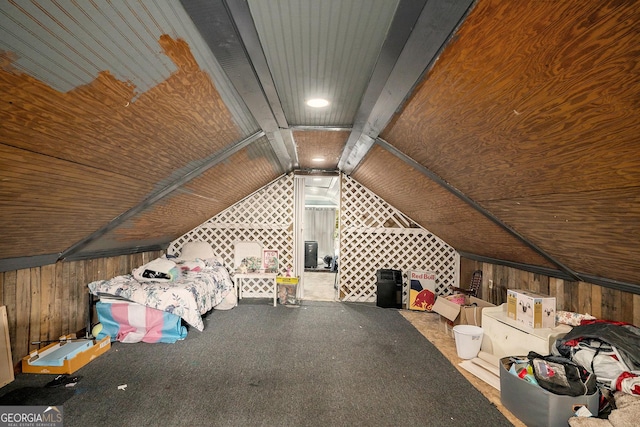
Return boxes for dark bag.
[527,351,597,397]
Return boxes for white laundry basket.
[452,325,484,359]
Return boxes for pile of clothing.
[552,320,640,396]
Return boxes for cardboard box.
[22,335,111,375]
[500,357,599,427]
[509,290,556,328]
[433,295,495,336]
[507,289,518,320]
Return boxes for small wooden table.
[234,273,278,307]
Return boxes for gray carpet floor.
[1,301,512,426]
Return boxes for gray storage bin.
[500,357,600,427]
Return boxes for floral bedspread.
[87,262,233,331]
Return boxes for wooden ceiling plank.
[59,131,264,261]
[375,138,582,280]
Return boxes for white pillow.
[180,241,215,261]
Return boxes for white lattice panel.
[168,172,458,304]
[339,176,459,303]
[168,174,294,297]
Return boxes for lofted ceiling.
[0,1,638,293]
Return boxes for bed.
[87,242,236,343]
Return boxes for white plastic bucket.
[452,325,484,359]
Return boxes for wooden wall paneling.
[601,287,621,322]
[28,268,41,353]
[1,251,167,367]
[2,272,16,361]
[78,261,88,335]
[548,277,565,310]
[14,269,29,363]
[577,281,592,318]
[461,258,640,326]
[519,270,531,291]
[590,284,603,320]
[519,270,529,291]
[129,254,141,272]
[0,306,14,387]
[119,256,130,278]
[494,264,509,305]
[524,271,536,293]
[39,264,55,345]
[482,257,497,304]
[538,274,550,296]
[85,258,96,329]
[562,280,572,311]
[561,280,571,312]
[53,263,63,341]
[68,261,78,338]
[507,265,518,291]
[61,262,71,341]
[565,282,580,313]
[459,257,476,292]
[73,260,86,335]
[106,257,118,281]
[621,291,634,325]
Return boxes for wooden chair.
[449,270,482,298]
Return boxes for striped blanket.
[95,301,187,343]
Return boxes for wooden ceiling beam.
[339,0,474,174]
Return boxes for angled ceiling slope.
[2,0,638,295]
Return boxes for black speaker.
[304,241,318,268]
[376,269,403,308]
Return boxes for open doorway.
[301,175,339,301]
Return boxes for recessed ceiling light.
[306,98,329,108]
[312,157,325,162]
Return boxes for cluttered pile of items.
[434,287,640,427]
[375,268,640,427]
[376,270,640,427]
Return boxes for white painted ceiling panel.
[248,0,399,126]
